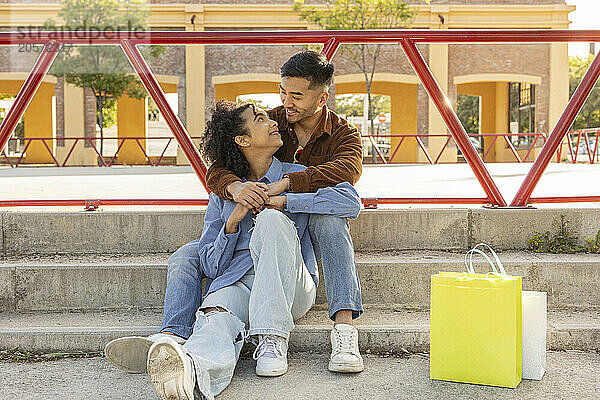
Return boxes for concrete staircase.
[1,209,599,353]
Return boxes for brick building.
[0,1,574,164]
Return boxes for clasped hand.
[228,179,289,214]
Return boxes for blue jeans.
[159,213,363,338]
[159,239,203,339]
[308,214,363,320]
[184,209,315,398]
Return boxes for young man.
[147,100,361,399]
[104,51,364,375]
[206,51,364,372]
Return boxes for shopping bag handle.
[464,243,507,275]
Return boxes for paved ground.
[1,351,598,399]
[0,163,599,209]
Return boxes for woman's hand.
[227,181,269,209]
[267,177,290,196]
[265,195,287,211]
[225,203,250,234]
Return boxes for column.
[426,6,453,163]
[549,43,570,161]
[55,81,97,165]
[179,5,206,165]
[23,83,55,164]
[117,95,148,165]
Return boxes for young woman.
[146,100,360,400]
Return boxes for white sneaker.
[104,333,186,373]
[253,335,288,377]
[147,336,197,400]
[328,324,364,373]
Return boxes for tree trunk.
[366,81,376,163]
[97,96,105,166]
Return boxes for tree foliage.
[236,96,271,111]
[570,55,600,130]
[456,94,479,135]
[293,0,426,134]
[45,0,165,153]
[335,93,390,117]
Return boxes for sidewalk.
[0,162,599,208]
[2,351,599,399]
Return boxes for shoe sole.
[328,360,364,373]
[256,364,288,377]
[147,341,194,400]
[104,336,153,374]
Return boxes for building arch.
[454,73,543,162]
[454,73,541,86]
[335,73,418,163]
[0,73,57,163]
[212,73,280,102]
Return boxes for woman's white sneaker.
[146,337,196,400]
[328,324,364,373]
[253,335,288,377]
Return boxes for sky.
[566,0,600,57]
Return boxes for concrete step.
[1,251,599,312]
[1,208,599,254]
[0,307,598,353]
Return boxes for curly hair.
[200,100,254,179]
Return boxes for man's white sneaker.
[253,335,288,377]
[104,333,186,373]
[328,324,364,373]
[147,336,197,400]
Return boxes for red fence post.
[120,39,209,191]
[321,37,341,61]
[399,39,507,206]
[0,40,59,155]
[511,50,600,206]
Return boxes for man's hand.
[225,203,250,234]
[265,195,287,211]
[267,177,290,197]
[227,181,269,210]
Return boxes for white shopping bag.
[522,291,546,380]
[466,244,547,381]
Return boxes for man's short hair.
[280,51,334,89]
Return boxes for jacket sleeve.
[286,182,361,219]
[287,125,363,193]
[197,194,241,278]
[205,164,242,200]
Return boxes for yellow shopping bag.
[430,244,522,388]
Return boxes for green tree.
[336,93,390,117]
[293,0,426,137]
[456,94,479,135]
[45,0,165,157]
[0,95,25,142]
[236,96,271,111]
[570,55,600,130]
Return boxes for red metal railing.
[0,133,553,167]
[562,129,600,164]
[1,136,200,167]
[363,132,548,164]
[1,29,600,207]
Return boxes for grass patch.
[528,214,600,254]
